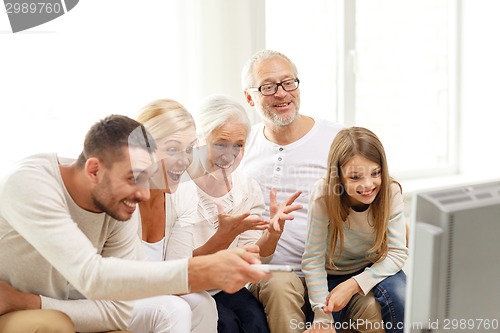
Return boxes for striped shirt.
[302,180,408,321]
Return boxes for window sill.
[401,173,500,198]
[400,173,500,217]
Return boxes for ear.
[85,157,102,184]
[244,91,255,107]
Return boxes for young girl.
[302,127,408,333]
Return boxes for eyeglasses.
[247,78,300,96]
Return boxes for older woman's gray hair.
[197,94,251,140]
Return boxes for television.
[405,180,500,333]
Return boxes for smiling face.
[246,55,300,127]
[206,120,247,176]
[150,126,197,193]
[341,155,382,210]
[91,146,155,221]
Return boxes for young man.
[0,114,268,333]
[240,50,384,333]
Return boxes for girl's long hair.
[323,127,395,266]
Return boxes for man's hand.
[188,247,270,294]
[0,280,41,315]
[269,188,302,234]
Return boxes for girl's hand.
[323,278,361,313]
[269,188,303,234]
[215,202,269,238]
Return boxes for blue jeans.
[327,269,406,333]
[213,287,270,333]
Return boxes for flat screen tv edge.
[404,179,500,333]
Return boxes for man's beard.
[91,175,131,222]
[263,107,299,127]
[92,196,130,222]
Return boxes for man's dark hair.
[76,114,156,168]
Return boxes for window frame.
[336,0,461,180]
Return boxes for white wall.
[0,0,266,175]
[1,0,499,186]
[0,1,185,168]
[176,0,265,123]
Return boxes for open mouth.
[274,102,291,108]
[215,161,233,169]
[122,199,137,213]
[357,188,376,197]
[123,200,136,208]
[167,170,185,182]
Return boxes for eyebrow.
[161,139,182,145]
[161,138,198,146]
[259,77,293,85]
[346,166,380,174]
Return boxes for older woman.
[170,95,301,333]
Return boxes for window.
[266,0,459,180]
[1,1,461,181]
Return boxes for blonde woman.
[128,99,218,333]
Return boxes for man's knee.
[36,310,75,333]
[346,292,384,333]
[0,310,75,333]
[347,292,381,320]
[259,272,305,301]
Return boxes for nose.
[274,84,288,97]
[136,186,151,202]
[361,177,373,188]
[177,152,192,167]
[225,145,242,159]
[220,153,236,164]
